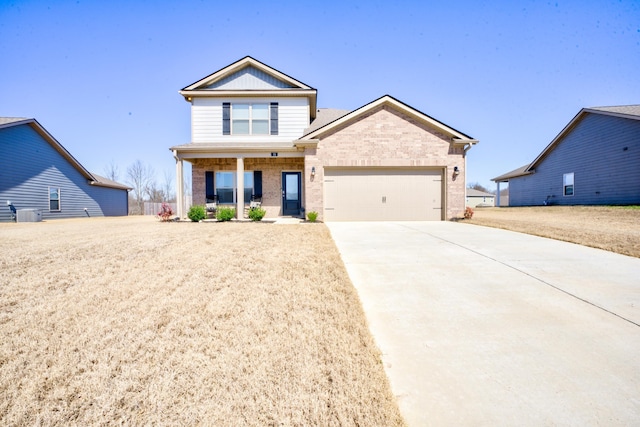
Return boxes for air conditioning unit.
[16,209,43,222]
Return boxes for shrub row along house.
[171,56,478,221]
[0,118,130,222]
[493,105,640,206]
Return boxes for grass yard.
[0,217,404,426]
[468,206,640,258]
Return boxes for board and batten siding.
[205,67,294,90]
[0,123,128,222]
[191,97,310,143]
[509,113,640,206]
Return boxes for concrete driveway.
[327,221,640,426]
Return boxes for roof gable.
[204,66,296,90]
[0,118,130,190]
[527,104,640,171]
[180,56,318,117]
[300,95,477,146]
[182,56,314,91]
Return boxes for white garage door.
[324,168,443,221]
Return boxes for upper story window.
[223,102,278,136]
[563,172,574,196]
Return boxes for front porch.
[189,157,305,220]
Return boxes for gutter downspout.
[462,141,476,212]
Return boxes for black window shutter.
[222,103,231,135]
[270,102,278,135]
[253,171,262,197]
[205,171,215,200]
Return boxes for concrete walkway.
[327,221,640,427]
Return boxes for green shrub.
[248,207,266,221]
[188,204,206,222]
[216,207,236,222]
[307,211,318,222]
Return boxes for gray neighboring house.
[492,105,640,206]
[466,188,495,207]
[0,117,130,222]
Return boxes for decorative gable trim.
[180,56,317,117]
[182,56,314,92]
[300,95,478,146]
[206,67,295,90]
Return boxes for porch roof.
[170,141,305,159]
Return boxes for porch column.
[236,157,244,219]
[174,150,184,219]
[496,182,501,207]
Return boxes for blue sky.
[1,0,639,192]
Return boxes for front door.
[282,172,301,216]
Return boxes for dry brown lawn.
[0,217,405,426]
[467,206,640,258]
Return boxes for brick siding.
[303,105,467,220]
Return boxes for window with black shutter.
[270,102,278,135]
[222,103,230,135]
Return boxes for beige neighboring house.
[171,56,478,221]
[466,188,495,207]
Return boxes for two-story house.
[171,56,477,221]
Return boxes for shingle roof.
[587,105,640,118]
[466,188,495,197]
[0,117,29,126]
[90,173,132,190]
[491,164,531,182]
[302,108,351,136]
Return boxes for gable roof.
[0,118,130,191]
[300,95,478,146]
[180,56,317,115]
[586,105,640,119]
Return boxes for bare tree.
[467,182,494,194]
[103,159,120,182]
[145,182,164,203]
[126,160,156,214]
[162,169,174,202]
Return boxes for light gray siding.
[509,113,640,206]
[191,97,310,142]
[0,124,128,222]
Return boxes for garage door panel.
[324,169,443,221]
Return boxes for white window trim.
[563,172,574,197]
[49,187,61,211]
[231,103,269,135]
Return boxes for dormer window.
[223,102,278,136]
